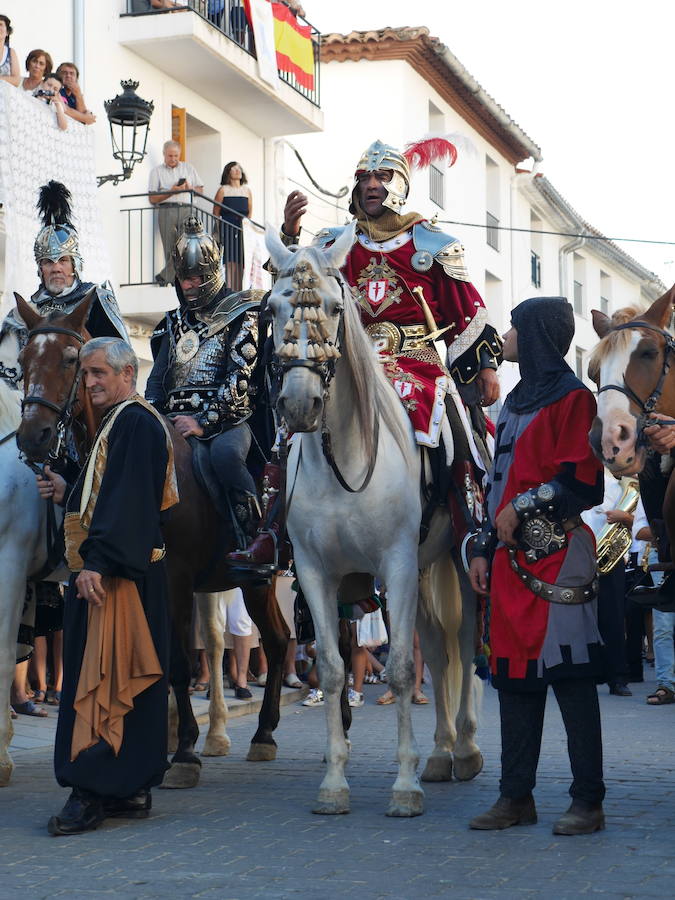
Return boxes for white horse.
[266,225,483,817]
[0,378,52,786]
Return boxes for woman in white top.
[0,15,20,87]
[21,48,53,93]
[213,161,252,291]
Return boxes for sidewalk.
[9,683,308,753]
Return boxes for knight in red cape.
[468,296,606,836]
[232,138,503,567]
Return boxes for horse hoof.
[421,755,453,782]
[312,788,350,815]
[247,742,277,762]
[0,762,13,788]
[202,734,231,757]
[453,751,484,782]
[386,790,424,817]
[160,762,201,789]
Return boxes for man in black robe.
[38,338,177,836]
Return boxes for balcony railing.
[119,190,263,289]
[530,250,541,288]
[123,1,321,107]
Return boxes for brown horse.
[588,285,675,561]
[14,292,290,786]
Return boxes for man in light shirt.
[148,140,203,286]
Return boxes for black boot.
[103,789,152,819]
[47,788,106,836]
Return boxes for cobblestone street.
[0,672,673,900]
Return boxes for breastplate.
[166,312,230,390]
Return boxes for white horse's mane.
[302,245,413,467]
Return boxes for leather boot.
[47,788,106,836]
[552,799,605,835]
[103,789,152,819]
[226,463,281,571]
[469,793,537,830]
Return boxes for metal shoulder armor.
[95,280,129,342]
[412,222,470,282]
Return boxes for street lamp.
[97,80,154,188]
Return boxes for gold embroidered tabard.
[64,395,179,572]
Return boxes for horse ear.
[644,284,675,329]
[265,225,294,273]
[323,221,356,270]
[67,287,96,334]
[13,292,42,331]
[591,308,611,338]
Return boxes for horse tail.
[432,554,463,721]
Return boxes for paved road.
[1,671,673,900]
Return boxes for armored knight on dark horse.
[145,216,276,572]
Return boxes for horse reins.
[20,324,86,464]
[273,262,380,493]
[597,320,675,442]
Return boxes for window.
[429,163,444,208]
[601,296,609,316]
[573,281,583,315]
[575,347,585,380]
[531,251,541,288]
[486,212,499,251]
[600,271,611,317]
[486,156,500,252]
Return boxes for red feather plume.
[403,137,458,170]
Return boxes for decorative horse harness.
[597,320,675,444]
[272,258,379,494]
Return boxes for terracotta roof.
[321,27,542,165]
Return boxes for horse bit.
[597,319,675,445]
[272,261,379,494]
[19,324,85,473]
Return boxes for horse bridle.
[20,324,86,466]
[597,319,675,443]
[272,262,379,493]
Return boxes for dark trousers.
[499,678,605,805]
[597,564,629,686]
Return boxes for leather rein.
[273,262,379,494]
[20,324,86,470]
[597,319,675,443]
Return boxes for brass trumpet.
[596,477,640,575]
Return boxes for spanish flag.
[271,2,315,91]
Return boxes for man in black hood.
[468,296,606,837]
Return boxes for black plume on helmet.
[36,181,74,227]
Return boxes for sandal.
[191,681,209,693]
[13,700,48,718]
[646,685,675,705]
[376,691,396,705]
[413,692,429,705]
[46,690,61,706]
[283,675,303,689]
[33,689,47,704]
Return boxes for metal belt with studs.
[508,546,598,605]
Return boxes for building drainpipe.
[558,231,586,299]
[73,0,85,87]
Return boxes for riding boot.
[226,463,281,572]
[448,460,485,573]
[631,572,675,612]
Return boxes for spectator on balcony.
[55,62,96,125]
[150,141,204,286]
[34,74,69,132]
[131,0,183,10]
[213,161,251,291]
[0,15,20,87]
[21,49,53,93]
